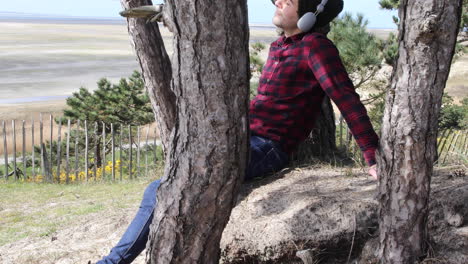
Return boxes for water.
[0,16,277,103]
[0,96,69,104]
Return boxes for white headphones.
[297,0,329,32]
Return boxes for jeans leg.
[97,136,287,263]
[97,179,161,264]
[245,136,289,181]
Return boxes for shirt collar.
[277,32,307,46]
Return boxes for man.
[97,0,378,262]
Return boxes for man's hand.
[120,5,164,23]
[368,165,377,180]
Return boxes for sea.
[0,13,277,103]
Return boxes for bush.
[328,13,383,89]
[439,94,468,130]
[62,71,154,126]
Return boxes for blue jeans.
[97,135,288,264]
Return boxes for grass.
[0,173,161,246]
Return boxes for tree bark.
[121,0,250,263]
[377,0,463,262]
[121,0,176,152]
[294,97,336,164]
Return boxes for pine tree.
[379,0,466,63]
[328,13,383,89]
[63,70,154,128]
[44,71,155,171]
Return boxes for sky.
[0,0,397,29]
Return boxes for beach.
[0,21,139,103]
[0,19,466,120]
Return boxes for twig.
[347,214,357,264]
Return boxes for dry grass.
[0,174,162,264]
[446,54,468,102]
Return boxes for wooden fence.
[1,115,161,183]
[1,114,466,183]
[335,115,467,166]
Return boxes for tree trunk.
[121,0,250,263]
[121,0,176,152]
[377,0,463,262]
[294,97,336,164]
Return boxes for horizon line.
[0,11,396,30]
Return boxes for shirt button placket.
[271,59,279,84]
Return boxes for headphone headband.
[314,0,329,16]
[297,0,329,32]
[270,0,331,32]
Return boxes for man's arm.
[306,33,379,168]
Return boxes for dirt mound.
[220,166,468,263]
[0,166,466,264]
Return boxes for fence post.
[66,119,71,184]
[56,118,62,182]
[128,125,133,180]
[42,143,50,182]
[31,117,35,178]
[120,127,123,181]
[339,116,343,149]
[3,120,8,180]
[102,122,106,180]
[346,128,352,153]
[462,130,468,156]
[111,123,115,181]
[49,114,53,182]
[94,122,98,180]
[12,120,17,180]
[75,120,80,182]
[40,114,45,178]
[22,120,26,180]
[85,120,89,182]
[154,126,158,164]
[145,125,149,177]
[439,128,453,165]
[137,125,140,178]
[443,130,461,164]
[435,128,449,164]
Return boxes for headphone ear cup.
[297,12,317,32]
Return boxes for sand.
[0,22,140,102]
[0,20,466,121]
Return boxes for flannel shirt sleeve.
[306,34,379,166]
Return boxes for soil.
[0,204,147,264]
[0,166,466,264]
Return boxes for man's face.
[272,0,300,33]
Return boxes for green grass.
[0,171,162,246]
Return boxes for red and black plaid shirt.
[249,32,379,166]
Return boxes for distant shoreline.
[0,16,126,25]
[0,16,399,106]
[0,17,277,31]
[0,15,394,30]
[0,96,69,105]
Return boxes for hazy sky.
[1,0,397,29]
